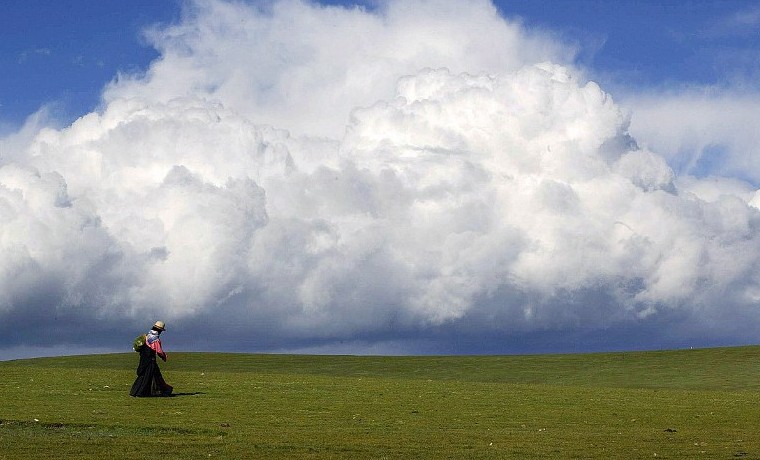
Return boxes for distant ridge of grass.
[2,346,760,459]
[9,345,760,391]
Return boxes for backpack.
[133,334,147,352]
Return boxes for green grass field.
[2,347,760,459]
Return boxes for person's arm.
[155,339,167,361]
[148,337,167,361]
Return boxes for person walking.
[130,321,173,397]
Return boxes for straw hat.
[153,320,166,331]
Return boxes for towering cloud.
[2,0,759,357]
[104,0,574,139]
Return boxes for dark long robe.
[130,345,171,397]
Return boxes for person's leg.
[154,365,173,396]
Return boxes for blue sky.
[503,0,760,89]
[1,0,760,359]
[2,0,758,128]
[1,0,179,128]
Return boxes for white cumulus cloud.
[2,0,760,357]
[625,88,760,184]
[105,0,575,139]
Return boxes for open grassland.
[2,347,760,459]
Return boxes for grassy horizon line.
[2,345,760,458]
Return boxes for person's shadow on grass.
[167,392,205,397]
